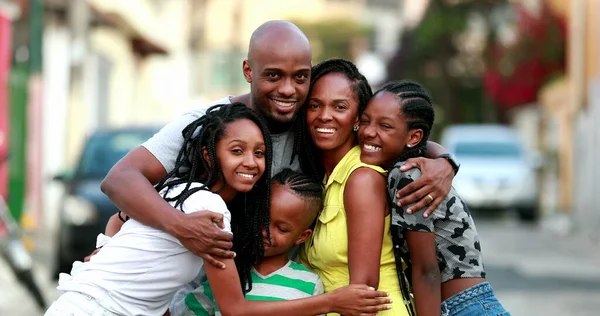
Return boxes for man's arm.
[100,146,234,267]
[394,141,455,217]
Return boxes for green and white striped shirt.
[170,261,324,316]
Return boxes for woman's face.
[306,72,359,155]
[358,91,422,168]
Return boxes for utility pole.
[25,0,44,228]
[7,46,28,222]
[0,9,11,201]
[560,0,586,213]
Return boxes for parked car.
[53,126,158,276]
[440,124,541,221]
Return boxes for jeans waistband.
[442,281,493,311]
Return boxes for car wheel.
[517,206,539,222]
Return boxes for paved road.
[1,214,599,315]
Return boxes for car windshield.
[76,129,156,178]
[454,141,522,158]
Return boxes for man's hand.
[328,284,391,316]
[395,157,454,218]
[170,211,235,269]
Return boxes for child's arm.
[344,167,388,289]
[105,213,126,236]
[84,214,125,261]
[406,231,441,316]
[204,259,391,316]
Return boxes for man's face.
[243,44,311,129]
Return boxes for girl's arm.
[344,167,388,289]
[406,231,441,316]
[204,258,392,316]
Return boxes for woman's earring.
[353,125,359,132]
[407,143,413,148]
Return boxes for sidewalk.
[0,228,59,315]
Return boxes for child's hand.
[328,284,392,315]
[83,248,101,262]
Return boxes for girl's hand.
[328,284,392,316]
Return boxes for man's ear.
[295,229,313,245]
[242,60,252,83]
[202,147,211,168]
[407,129,424,148]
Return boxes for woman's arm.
[406,231,441,316]
[344,167,388,289]
[204,258,391,316]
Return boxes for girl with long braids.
[298,58,411,316]
[47,103,391,316]
[46,103,272,315]
[357,81,509,316]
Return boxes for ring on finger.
[426,194,434,203]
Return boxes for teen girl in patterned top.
[356,81,510,316]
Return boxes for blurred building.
[537,0,600,227]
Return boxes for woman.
[357,81,509,316]
[298,59,411,315]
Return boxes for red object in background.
[484,3,566,111]
[0,11,11,200]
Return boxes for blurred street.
[1,214,599,315]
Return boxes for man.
[99,20,457,268]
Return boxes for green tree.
[386,0,508,125]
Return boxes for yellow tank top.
[301,146,409,316]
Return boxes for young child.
[169,168,325,316]
[45,103,273,316]
[357,81,509,316]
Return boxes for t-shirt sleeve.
[312,278,324,296]
[387,164,435,232]
[141,112,203,173]
[180,189,232,234]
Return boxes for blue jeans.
[441,282,510,316]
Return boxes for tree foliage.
[386,0,509,124]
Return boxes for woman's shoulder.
[347,166,386,186]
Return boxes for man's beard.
[263,112,294,134]
[253,95,297,134]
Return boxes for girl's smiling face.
[213,119,266,196]
[358,91,423,169]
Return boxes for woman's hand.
[328,284,392,316]
[395,157,454,218]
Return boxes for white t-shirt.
[143,96,232,173]
[57,183,231,316]
[142,96,300,175]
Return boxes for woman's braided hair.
[154,102,272,294]
[291,58,373,182]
